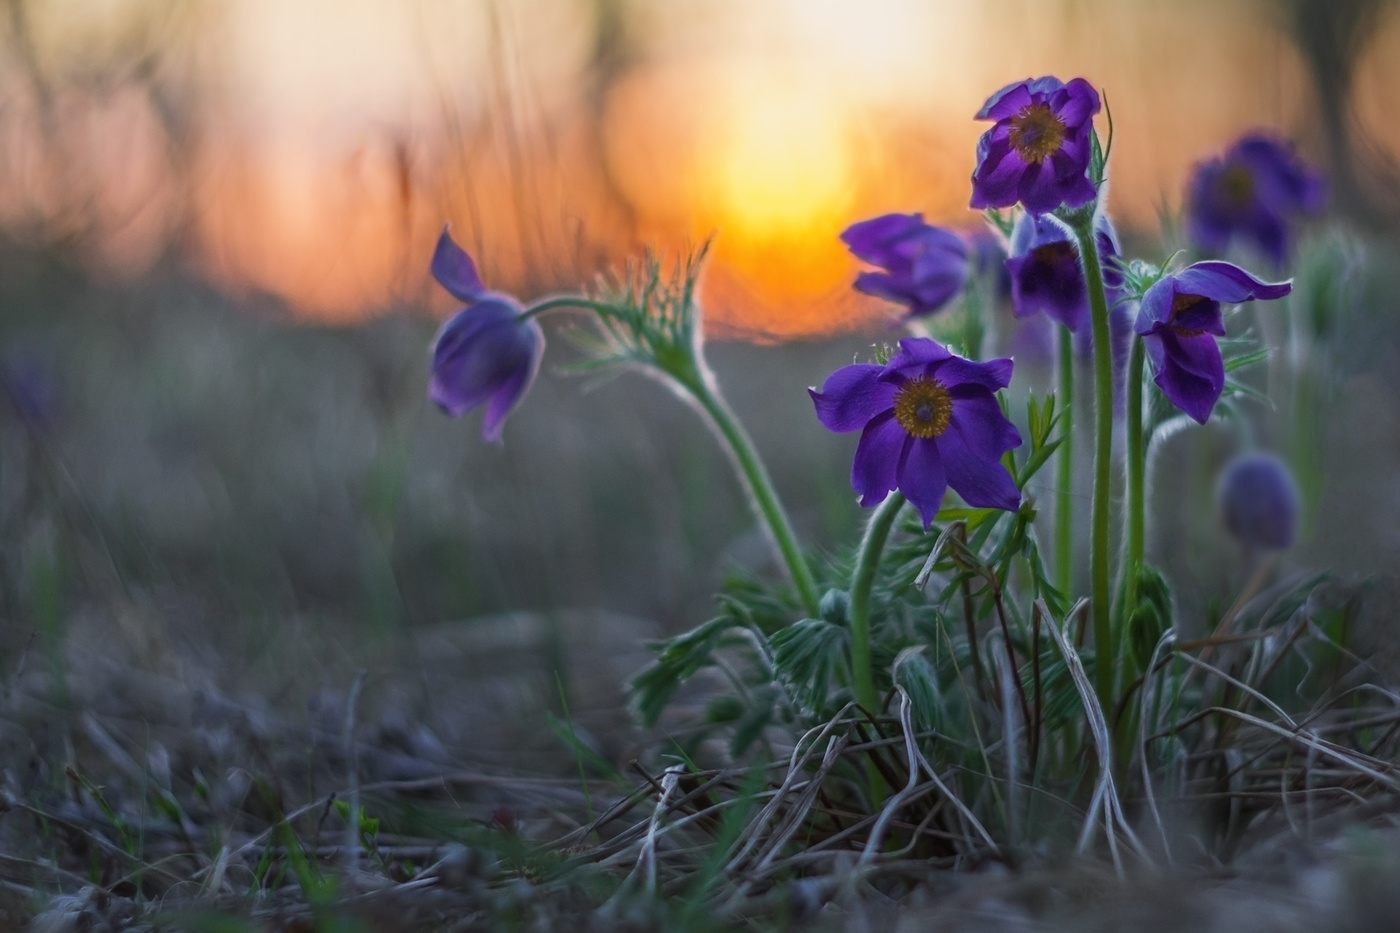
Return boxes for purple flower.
[970,77,1101,216]
[810,338,1022,529]
[1217,452,1299,550]
[1187,133,1325,269]
[428,226,543,442]
[1134,261,1291,424]
[841,213,968,319]
[1005,212,1124,332]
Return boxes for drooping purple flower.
[809,337,1022,529]
[1005,212,1124,332]
[841,213,968,319]
[1134,261,1291,424]
[1187,133,1325,270]
[970,77,1101,216]
[1217,452,1300,551]
[428,226,543,442]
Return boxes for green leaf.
[770,617,850,713]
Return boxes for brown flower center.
[1008,103,1067,164]
[893,377,953,439]
[1220,165,1255,206]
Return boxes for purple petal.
[933,357,1015,393]
[946,391,1023,460]
[896,437,948,529]
[809,364,898,433]
[1145,330,1224,424]
[852,412,907,507]
[840,213,925,263]
[1053,78,1102,126]
[1171,261,1291,303]
[431,226,489,304]
[479,333,543,442]
[1136,278,1176,334]
[886,337,953,372]
[975,79,1039,121]
[940,418,1022,512]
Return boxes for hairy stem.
[849,493,906,715]
[1056,325,1075,596]
[686,368,822,617]
[1069,214,1116,713]
[1124,336,1146,617]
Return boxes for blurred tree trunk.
[1285,0,1400,226]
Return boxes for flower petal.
[886,337,953,372]
[1145,330,1224,424]
[1171,261,1292,304]
[852,412,907,507]
[809,364,897,433]
[896,437,948,529]
[940,419,1022,512]
[431,226,489,304]
[934,357,1015,393]
[946,391,1023,460]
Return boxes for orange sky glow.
[2,0,1398,339]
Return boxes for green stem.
[686,370,822,617]
[1055,325,1075,596]
[848,493,906,716]
[1068,214,1116,713]
[1123,336,1146,616]
[521,294,617,320]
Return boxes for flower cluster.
[427,227,543,442]
[1187,133,1324,269]
[809,338,1022,529]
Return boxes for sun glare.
[715,87,852,240]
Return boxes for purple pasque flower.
[810,338,1022,529]
[1217,451,1300,551]
[841,213,968,319]
[971,76,1101,216]
[1005,212,1124,332]
[1134,261,1291,425]
[428,226,543,442]
[1187,133,1324,269]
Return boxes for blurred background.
[2,0,1400,764]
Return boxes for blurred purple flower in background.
[970,76,1100,216]
[841,213,968,319]
[428,226,543,442]
[0,350,59,431]
[1005,212,1124,331]
[1186,133,1325,269]
[1134,261,1291,424]
[1218,451,1300,550]
[810,337,1022,529]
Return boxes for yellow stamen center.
[893,377,953,439]
[1008,103,1067,164]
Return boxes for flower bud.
[1217,452,1300,551]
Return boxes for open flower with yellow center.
[970,76,1100,216]
[809,337,1022,529]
